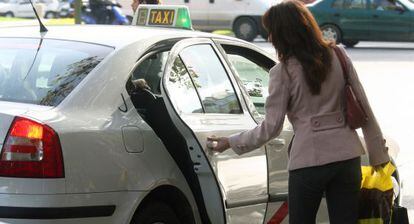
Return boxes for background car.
[308,0,414,47]
[0,0,33,18]
[57,0,74,18]
[0,0,69,18]
[163,0,272,41]
[38,0,61,18]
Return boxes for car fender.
[126,178,201,224]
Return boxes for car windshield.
[0,0,9,3]
[399,0,414,10]
[0,38,113,106]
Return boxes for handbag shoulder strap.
[333,46,350,85]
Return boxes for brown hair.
[140,0,160,3]
[262,0,333,95]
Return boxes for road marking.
[268,201,288,224]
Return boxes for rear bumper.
[0,191,146,224]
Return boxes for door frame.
[161,37,227,224]
[212,38,294,222]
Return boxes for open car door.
[161,38,269,223]
[213,39,293,223]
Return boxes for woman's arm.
[340,47,390,166]
[228,64,291,155]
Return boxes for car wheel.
[342,40,359,48]
[4,12,14,18]
[233,17,258,42]
[321,24,342,44]
[131,201,180,224]
[44,11,56,19]
[126,15,133,24]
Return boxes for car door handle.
[267,138,286,147]
[333,13,340,17]
[373,14,379,18]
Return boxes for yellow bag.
[358,162,396,224]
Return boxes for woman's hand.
[207,136,230,153]
[373,161,389,173]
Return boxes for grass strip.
[0,17,27,22]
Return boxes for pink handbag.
[333,46,368,129]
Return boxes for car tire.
[131,201,180,224]
[44,11,57,19]
[342,40,359,48]
[233,17,258,42]
[4,12,14,18]
[321,24,342,45]
[126,15,133,24]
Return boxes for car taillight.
[0,117,64,178]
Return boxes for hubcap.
[5,13,12,18]
[239,22,252,38]
[322,27,338,42]
[46,13,54,19]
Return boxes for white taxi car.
[0,5,401,224]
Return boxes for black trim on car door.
[0,205,116,219]
[268,194,289,203]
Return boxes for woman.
[207,0,390,223]
[131,0,160,13]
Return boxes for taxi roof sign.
[132,5,193,30]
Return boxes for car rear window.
[0,38,113,106]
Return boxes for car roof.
[0,25,237,48]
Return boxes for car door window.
[166,56,204,114]
[371,0,401,10]
[227,54,269,115]
[344,0,367,9]
[179,44,242,114]
[219,44,274,118]
[128,51,169,95]
[332,0,345,8]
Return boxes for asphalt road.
[255,41,414,220]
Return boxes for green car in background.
[308,0,414,47]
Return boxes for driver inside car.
[130,78,157,122]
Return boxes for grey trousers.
[288,157,362,224]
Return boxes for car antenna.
[29,0,48,33]
[22,0,47,81]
